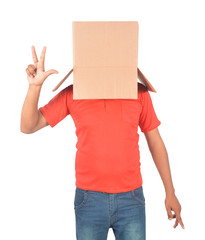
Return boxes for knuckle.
[28,70,34,75]
[28,67,36,75]
[28,64,35,69]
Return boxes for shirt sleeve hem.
[141,120,161,133]
[39,107,55,128]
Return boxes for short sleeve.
[39,86,70,128]
[139,89,161,133]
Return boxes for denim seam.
[130,190,145,205]
[75,192,88,215]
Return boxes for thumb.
[45,69,59,78]
[167,207,175,220]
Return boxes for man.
[21,46,185,240]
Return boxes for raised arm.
[20,46,58,134]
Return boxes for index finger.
[176,212,185,229]
[31,46,38,64]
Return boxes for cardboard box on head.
[52,21,157,98]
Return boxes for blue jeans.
[74,186,146,240]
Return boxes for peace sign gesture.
[25,46,58,86]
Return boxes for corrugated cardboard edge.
[138,68,156,92]
[52,69,73,92]
[52,68,157,93]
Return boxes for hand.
[25,46,58,87]
[165,193,185,229]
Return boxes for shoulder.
[52,84,73,103]
[59,84,73,96]
[138,82,148,93]
[65,84,73,92]
[138,82,148,100]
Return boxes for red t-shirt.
[39,83,161,193]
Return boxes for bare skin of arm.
[144,128,185,229]
[20,46,58,133]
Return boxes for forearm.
[20,84,42,133]
[149,140,175,196]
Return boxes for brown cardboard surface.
[52,21,157,97]
[73,21,138,99]
[53,67,156,93]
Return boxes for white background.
[0,0,204,239]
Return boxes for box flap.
[53,68,157,93]
[52,21,157,96]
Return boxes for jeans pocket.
[130,186,145,205]
[74,188,88,212]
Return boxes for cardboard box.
[53,21,156,98]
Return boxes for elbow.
[148,138,164,151]
[20,130,32,134]
[149,140,167,157]
[20,128,32,134]
[20,123,33,134]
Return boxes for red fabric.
[39,83,161,193]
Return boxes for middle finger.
[173,219,178,228]
[38,46,46,71]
